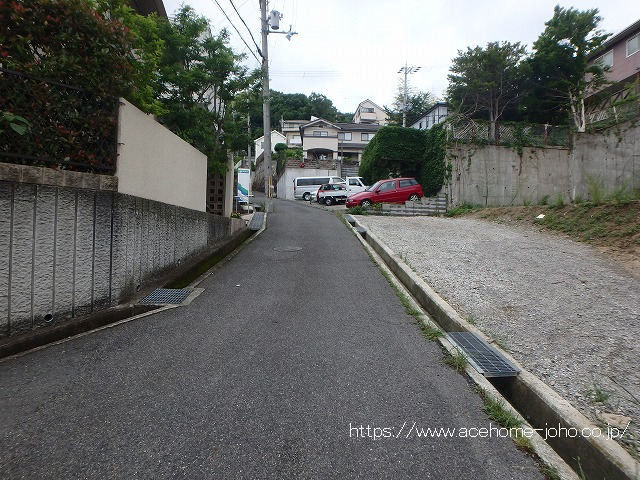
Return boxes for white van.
[294,176,345,201]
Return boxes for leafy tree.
[447,41,527,140]
[525,6,610,131]
[385,88,435,126]
[155,6,255,171]
[0,0,164,114]
[359,126,426,185]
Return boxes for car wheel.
[325,197,333,206]
[302,192,310,201]
[361,199,372,208]
[409,193,420,202]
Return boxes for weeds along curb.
[0,214,268,362]
[347,215,640,480]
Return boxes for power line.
[228,0,263,58]
[210,0,262,64]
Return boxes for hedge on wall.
[420,125,447,196]
[359,126,427,185]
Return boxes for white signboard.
[237,168,250,203]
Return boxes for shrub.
[421,125,447,196]
[359,126,426,184]
[274,142,288,152]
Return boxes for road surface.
[0,199,542,479]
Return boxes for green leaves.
[0,112,31,136]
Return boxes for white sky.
[163,0,637,113]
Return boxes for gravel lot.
[356,215,640,457]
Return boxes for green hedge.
[359,125,446,197]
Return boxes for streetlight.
[398,63,421,127]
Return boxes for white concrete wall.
[254,131,287,163]
[116,99,207,212]
[276,167,338,201]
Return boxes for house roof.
[354,98,385,113]
[414,102,449,120]
[254,130,286,143]
[335,123,382,132]
[588,18,640,60]
[299,118,341,130]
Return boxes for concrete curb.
[347,215,639,480]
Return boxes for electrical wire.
[228,0,263,58]
[210,0,262,63]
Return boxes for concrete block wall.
[446,120,640,206]
[0,180,236,338]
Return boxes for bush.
[359,126,426,184]
[421,125,447,196]
[274,142,288,152]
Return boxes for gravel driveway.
[356,215,640,457]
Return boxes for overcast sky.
[163,0,636,114]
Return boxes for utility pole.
[398,62,421,127]
[259,1,297,208]
[260,0,272,205]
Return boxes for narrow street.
[0,199,542,479]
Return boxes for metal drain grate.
[446,332,520,378]
[273,246,302,252]
[138,288,195,305]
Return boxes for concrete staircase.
[381,194,448,216]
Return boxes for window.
[628,34,640,57]
[260,141,264,149]
[313,131,328,137]
[596,50,613,68]
[338,132,352,140]
[361,133,374,141]
[361,107,375,113]
[349,178,359,185]
[378,181,396,192]
[418,122,423,129]
[399,179,418,188]
[291,135,301,144]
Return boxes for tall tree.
[447,41,527,139]
[385,87,435,126]
[525,6,610,131]
[155,6,255,171]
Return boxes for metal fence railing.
[0,68,119,174]
[445,118,571,148]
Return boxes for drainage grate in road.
[248,212,265,231]
[446,332,520,378]
[273,246,302,252]
[138,288,195,305]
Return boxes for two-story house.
[410,102,449,130]
[352,99,389,125]
[299,118,381,164]
[585,19,640,122]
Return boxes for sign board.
[237,168,250,203]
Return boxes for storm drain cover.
[138,288,195,305]
[248,212,265,231]
[273,246,302,252]
[446,332,520,378]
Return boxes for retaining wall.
[446,120,640,206]
[0,178,244,337]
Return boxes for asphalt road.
[0,199,543,479]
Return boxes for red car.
[345,178,423,208]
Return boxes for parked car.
[316,183,348,205]
[345,178,423,208]
[294,176,345,201]
[345,176,368,196]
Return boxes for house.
[254,130,287,164]
[410,102,449,130]
[299,118,381,164]
[280,119,307,147]
[585,19,640,123]
[352,99,389,125]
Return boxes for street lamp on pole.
[397,63,421,127]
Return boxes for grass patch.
[585,382,611,404]
[346,205,368,215]
[443,348,468,371]
[446,203,480,217]
[539,464,561,480]
[419,323,443,341]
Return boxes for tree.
[525,6,610,131]
[359,126,426,185]
[155,6,255,171]
[385,87,435,126]
[447,41,527,140]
